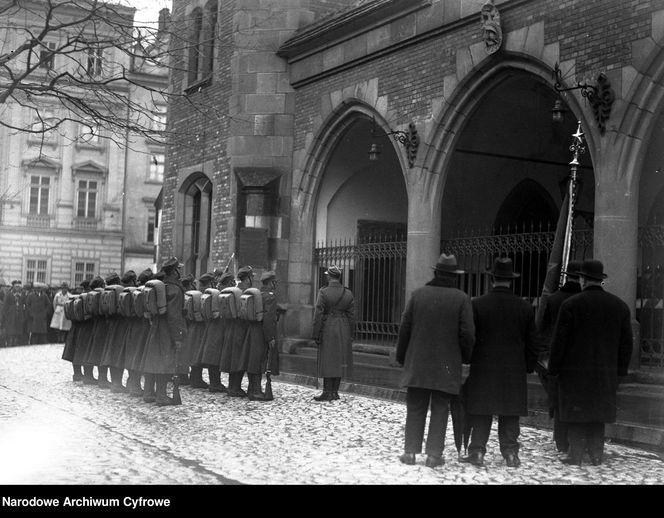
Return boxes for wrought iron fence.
[637,225,664,370]
[314,234,407,347]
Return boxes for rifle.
[171,340,183,405]
[264,339,275,401]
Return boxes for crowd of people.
[0,280,73,347]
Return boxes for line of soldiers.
[61,257,280,407]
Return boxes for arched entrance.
[313,115,408,346]
[440,72,595,303]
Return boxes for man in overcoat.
[312,265,355,402]
[535,260,582,453]
[396,254,475,468]
[140,257,186,406]
[463,257,539,469]
[227,266,253,397]
[25,283,52,345]
[1,280,26,346]
[549,259,633,466]
[187,272,214,390]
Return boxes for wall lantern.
[369,117,420,168]
[551,99,567,124]
[552,62,615,134]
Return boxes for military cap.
[218,272,236,287]
[181,273,195,283]
[90,276,105,289]
[324,265,342,278]
[154,271,166,280]
[198,272,215,284]
[213,267,225,276]
[163,256,183,269]
[237,266,253,280]
[11,279,22,286]
[121,270,137,284]
[105,272,121,285]
[137,268,154,284]
[80,279,91,289]
[561,260,583,279]
[260,271,277,283]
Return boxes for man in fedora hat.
[535,260,583,453]
[396,253,475,468]
[462,257,539,469]
[549,259,632,466]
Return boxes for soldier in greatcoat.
[140,257,186,406]
[227,266,254,397]
[396,254,475,468]
[63,280,90,382]
[82,276,110,387]
[549,259,633,466]
[1,281,26,346]
[535,260,582,453]
[73,280,97,383]
[218,272,243,394]
[239,270,280,401]
[195,272,228,393]
[124,268,154,398]
[187,272,214,390]
[462,257,540,469]
[312,265,355,402]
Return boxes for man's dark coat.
[548,285,633,423]
[464,286,540,416]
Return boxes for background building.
[0,1,168,286]
[160,0,664,375]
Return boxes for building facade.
[0,1,167,286]
[160,0,664,372]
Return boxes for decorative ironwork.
[554,62,615,134]
[637,224,664,370]
[370,118,420,168]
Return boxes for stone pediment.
[22,156,61,171]
[72,160,108,175]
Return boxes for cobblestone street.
[1,344,663,485]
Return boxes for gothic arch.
[176,172,212,276]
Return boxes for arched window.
[179,173,212,276]
[203,1,217,78]
[187,8,203,86]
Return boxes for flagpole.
[560,120,586,286]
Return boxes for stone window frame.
[72,258,98,287]
[23,256,50,285]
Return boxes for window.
[147,211,156,242]
[30,109,57,141]
[78,118,99,144]
[39,42,57,70]
[74,261,96,286]
[151,106,167,133]
[29,175,50,215]
[187,8,203,86]
[77,180,97,218]
[25,258,48,284]
[149,153,164,182]
[203,1,218,78]
[87,46,103,76]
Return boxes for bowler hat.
[163,257,183,269]
[432,253,465,275]
[261,270,277,282]
[561,260,583,278]
[486,257,520,278]
[324,265,342,278]
[578,259,607,280]
[237,266,253,280]
[11,280,22,286]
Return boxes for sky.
[127,0,173,26]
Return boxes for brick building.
[160,0,664,372]
[0,2,168,286]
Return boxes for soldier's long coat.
[396,276,475,394]
[464,286,540,416]
[123,316,151,372]
[25,291,51,334]
[312,279,355,378]
[140,274,186,375]
[549,285,633,423]
[239,287,279,375]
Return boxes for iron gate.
[637,225,664,370]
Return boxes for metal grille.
[314,235,407,347]
[637,225,664,370]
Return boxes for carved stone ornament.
[480,1,502,55]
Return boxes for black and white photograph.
[1,0,664,497]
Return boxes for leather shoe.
[425,455,445,468]
[227,388,247,398]
[589,456,602,466]
[399,453,416,465]
[504,453,521,468]
[461,451,484,467]
[561,457,582,466]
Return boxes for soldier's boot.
[127,370,144,397]
[142,374,156,403]
[179,367,190,386]
[208,367,227,393]
[331,378,341,400]
[72,364,84,382]
[313,378,333,402]
[247,373,267,401]
[82,364,97,385]
[189,366,209,389]
[97,366,112,389]
[155,374,175,407]
[227,371,247,397]
[110,367,127,393]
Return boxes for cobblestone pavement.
[1,344,663,485]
